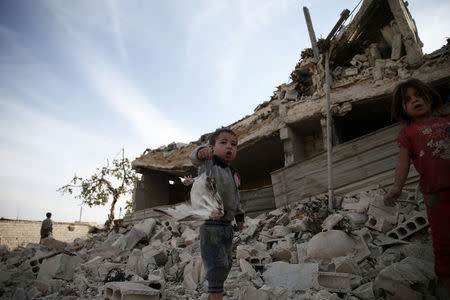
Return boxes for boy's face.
[212,132,237,164]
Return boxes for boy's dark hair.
[208,128,237,146]
[391,78,442,123]
[46,212,52,218]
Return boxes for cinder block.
[104,282,161,300]
[365,215,392,233]
[317,272,362,293]
[386,211,428,240]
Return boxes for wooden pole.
[325,51,334,210]
[303,6,336,210]
[303,7,320,62]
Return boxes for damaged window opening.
[334,97,394,143]
[232,134,284,190]
[284,117,324,164]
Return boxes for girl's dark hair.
[391,78,442,123]
[209,128,237,145]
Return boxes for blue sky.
[1,0,449,223]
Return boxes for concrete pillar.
[390,21,402,60]
[279,126,305,166]
[388,0,423,67]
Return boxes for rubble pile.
[1,187,448,300]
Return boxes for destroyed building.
[127,0,450,223]
[1,1,450,300]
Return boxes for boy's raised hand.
[197,147,213,160]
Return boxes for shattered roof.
[132,103,279,175]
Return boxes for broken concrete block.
[386,211,429,240]
[284,89,298,101]
[342,196,370,213]
[87,245,122,260]
[271,225,291,238]
[263,262,319,290]
[296,242,308,263]
[238,286,271,300]
[181,227,198,246]
[343,67,358,77]
[391,283,424,300]
[236,246,251,260]
[126,249,147,277]
[318,271,362,293]
[272,241,292,262]
[332,256,359,275]
[288,219,309,233]
[373,66,383,80]
[276,213,289,226]
[365,215,393,233]
[129,276,166,300]
[37,253,82,281]
[242,223,259,237]
[239,259,258,278]
[80,255,104,279]
[142,246,168,267]
[104,282,161,300]
[40,238,67,252]
[33,280,50,296]
[352,235,371,263]
[307,230,356,260]
[112,218,156,250]
[12,287,25,300]
[375,257,435,295]
[183,256,205,290]
[343,212,367,227]
[351,282,375,300]
[312,289,341,300]
[321,214,343,231]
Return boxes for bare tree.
[58,149,138,229]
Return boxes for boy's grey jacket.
[190,146,245,223]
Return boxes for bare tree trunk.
[104,194,118,229]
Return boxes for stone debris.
[0,187,448,299]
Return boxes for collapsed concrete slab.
[307,230,356,260]
[375,256,435,294]
[263,261,319,290]
[37,253,82,281]
[103,282,161,300]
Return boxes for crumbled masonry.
[1,187,449,299]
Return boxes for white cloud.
[84,58,195,148]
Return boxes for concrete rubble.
[1,187,449,300]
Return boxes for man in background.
[40,212,53,241]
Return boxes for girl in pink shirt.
[384,78,450,292]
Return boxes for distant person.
[190,128,244,300]
[40,212,53,241]
[383,78,449,292]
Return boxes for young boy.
[189,128,245,300]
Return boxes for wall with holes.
[0,219,94,250]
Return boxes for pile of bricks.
[0,187,448,299]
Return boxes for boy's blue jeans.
[200,220,233,293]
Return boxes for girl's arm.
[384,147,411,206]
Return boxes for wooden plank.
[272,124,409,208]
[240,186,276,214]
[271,124,401,185]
